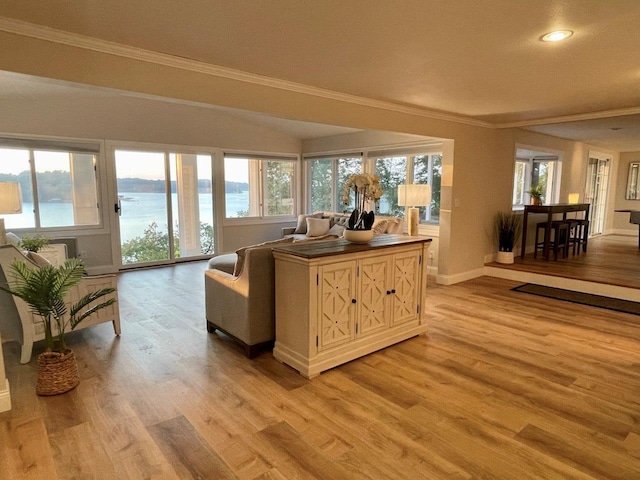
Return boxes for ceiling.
[0,1,639,149]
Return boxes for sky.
[1,148,249,183]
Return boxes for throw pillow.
[293,212,323,234]
[306,218,331,237]
[5,232,21,246]
[328,224,345,237]
[372,219,389,235]
[233,237,294,276]
[386,217,403,234]
[27,251,52,267]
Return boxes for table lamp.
[568,193,580,204]
[398,184,431,236]
[0,182,23,245]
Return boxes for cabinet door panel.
[358,256,391,337]
[391,252,420,326]
[318,261,356,351]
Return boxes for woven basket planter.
[36,350,80,396]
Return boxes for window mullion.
[29,150,42,230]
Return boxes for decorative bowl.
[344,228,374,244]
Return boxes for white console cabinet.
[273,235,431,378]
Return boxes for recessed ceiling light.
[541,30,573,42]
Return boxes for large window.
[0,143,100,230]
[224,154,296,219]
[372,152,441,225]
[512,152,560,208]
[305,151,441,225]
[307,156,362,213]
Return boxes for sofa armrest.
[281,227,296,237]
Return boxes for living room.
[1,3,640,478]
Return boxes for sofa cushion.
[234,237,294,276]
[372,218,389,234]
[293,212,323,234]
[328,224,345,237]
[306,218,331,237]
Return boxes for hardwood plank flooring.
[489,234,640,289]
[2,262,640,479]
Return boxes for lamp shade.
[0,182,22,214]
[398,184,432,207]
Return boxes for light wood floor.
[489,234,640,289]
[2,262,640,479]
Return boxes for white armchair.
[0,244,120,364]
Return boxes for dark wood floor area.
[490,234,640,289]
[2,262,640,479]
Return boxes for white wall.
[613,151,640,233]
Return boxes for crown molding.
[497,106,640,129]
[0,16,493,129]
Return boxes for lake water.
[4,192,249,242]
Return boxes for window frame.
[223,152,298,224]
[512,150,562,210]
[304,145,442,231]
[304,154,364,214]
[0,135,108,236]
[369,149,442,227]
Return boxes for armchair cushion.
[26,251,52,267]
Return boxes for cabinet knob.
[386,290,391,295]
[352,299,357,304]
[391,289,396,294]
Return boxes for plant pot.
[496,251,514,264]
[530,197,542,206]
[36,349,80,396]
[344,228,374,244]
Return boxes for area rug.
[512,283,640,316]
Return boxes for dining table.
[520,203,590,260]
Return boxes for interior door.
[585,155,610,236]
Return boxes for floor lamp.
[398,184,431,236]
[0,182,23,245]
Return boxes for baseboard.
[0,379,11,413]
[427,265,438,277]
[610,228,636,236]
[86,265,118,276]
[436,267,485,285]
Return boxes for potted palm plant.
[19,234,50,253]
[527,184,544,205]
[1,258,116,395]
[495,211,523,264]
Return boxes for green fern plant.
[0,258,116,353]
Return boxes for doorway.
[113,149,214,268]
